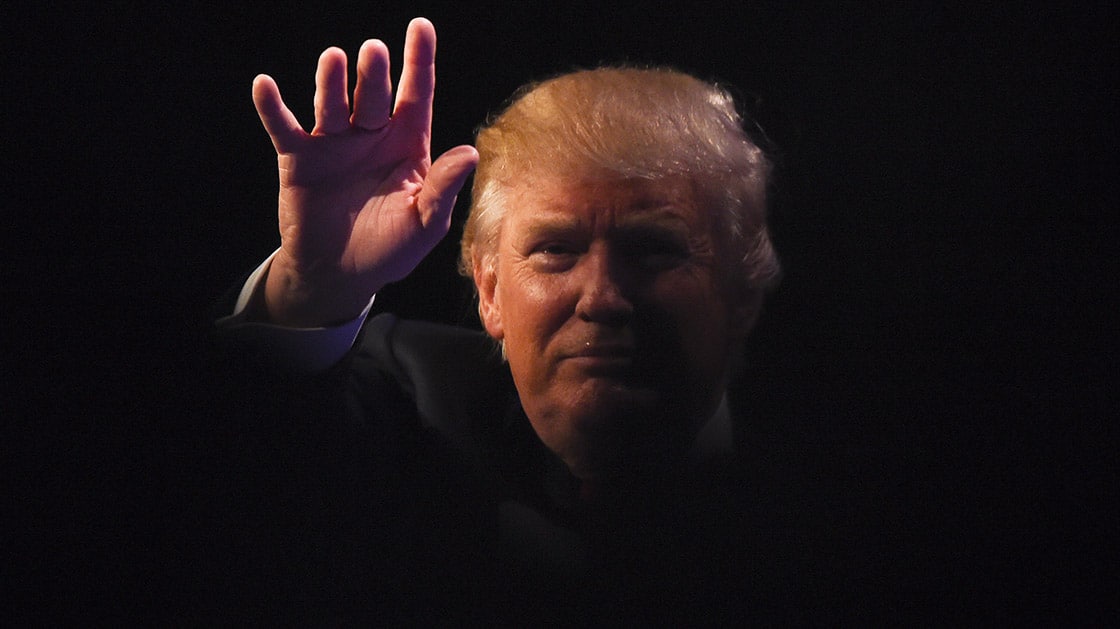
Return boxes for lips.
[563,342,637,375]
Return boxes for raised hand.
[252,18,478,327]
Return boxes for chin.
[560,408,695,482]
[568,378,663,414]
[563,438,686,484]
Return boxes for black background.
[5,2,1115,622]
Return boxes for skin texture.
[476,175,753,482]
[252,18,478,327]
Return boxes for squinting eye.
[625,240,688,269]
[539,244,578,255]
[529,243,581,272]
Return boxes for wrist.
[264,253,375,327]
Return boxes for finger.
[392,18,437,137]
[313,47,351,135]
[252,74,307,154]
[416,145,479,231]
[351,39,392,131]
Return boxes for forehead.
[502,175,709,233]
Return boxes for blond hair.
[460,66,779,297]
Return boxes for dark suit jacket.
[205,311,816,623]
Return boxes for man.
[219,17,784,621]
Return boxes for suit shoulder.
[351,313,513,437]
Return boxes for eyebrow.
[615,208,692,231]
[519,205,692,232]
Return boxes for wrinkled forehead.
[499,173,712,233]
[495,174,712,248]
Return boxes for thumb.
[417,145,479,231]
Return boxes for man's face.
[477,174,752,481]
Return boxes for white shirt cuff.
[215,250,375,372]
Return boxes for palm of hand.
[252,18,478,326]
[275,128,433,287]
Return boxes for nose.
[575,246,634,325]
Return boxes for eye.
[528,242,581,272]
[539,243,579,255]
[621,236,689,270]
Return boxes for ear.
[474,260,504,341]
[727,289,762,341]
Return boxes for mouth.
[564,344,636,374]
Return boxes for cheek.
[654,276,732,361]
[499,270,575,345]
